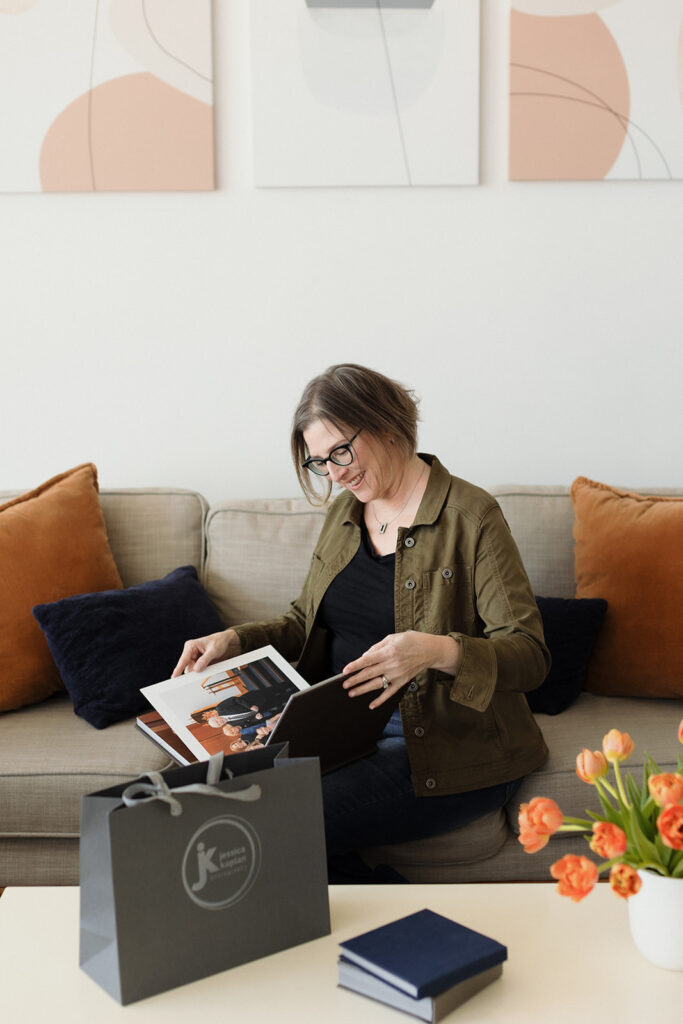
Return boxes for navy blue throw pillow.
[527,596,608,715]
[33,566,224,729]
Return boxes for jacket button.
[408,681,418,693]
[404,536,415,548]
[405,578,416,590]
[425,778,436,790]
[442,568,453,579]
[414,726,425,738]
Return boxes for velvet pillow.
[0,463,123,712]
[526,596,608,715]
[571,476,683,698]
[33,565,224,729]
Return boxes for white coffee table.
[0,883,678,1022]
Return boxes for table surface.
[0,883,679,1022]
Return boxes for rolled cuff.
[447,633,496,712]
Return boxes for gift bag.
[79,744,330,1005]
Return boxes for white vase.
[628,869,683,970]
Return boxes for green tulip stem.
[595,776,619,802]
[560,817,592,829]
[612,760,630,809]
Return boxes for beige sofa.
[1,485,681,886]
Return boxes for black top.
[318,518,395,676]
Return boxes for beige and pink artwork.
[510,0,683,180]
[0,0,214,192]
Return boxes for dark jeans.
[322,711,524,884]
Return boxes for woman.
[174,364,550,882]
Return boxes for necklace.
[371,461,427,534]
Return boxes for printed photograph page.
[140,646,309,762]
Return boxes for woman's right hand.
[172,629,241,677]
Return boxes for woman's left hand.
[342,631,461,709]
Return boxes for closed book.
[338,958,503,1022]
[338,908,507,998]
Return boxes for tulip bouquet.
[518,720,683,902]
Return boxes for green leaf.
[594,787,620,822]
[654,833,673,868]
[628,815,662,865]
[672,859,683,879]
[625,772,644,809]
[628,798,656,845]
[669,849,683,873]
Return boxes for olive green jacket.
[234,455,550,796]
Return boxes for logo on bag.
[182,816,261,910]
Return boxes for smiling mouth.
[344,471,365,489]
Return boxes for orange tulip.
[602,729,634,763]
[609,863,642,900]
[518,797,563,854]
[550,855,598,902]
[648,773,683,808]
[590,821,627,859]
[678,718,683,744]
[657,804,683,850]
[576,748,608,784]
[518,828,550,854]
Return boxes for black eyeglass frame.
[301,429,362,476]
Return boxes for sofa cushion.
[509,692,683,834]
[99,489,208,587]
[32,566,224,729]
[527,596,608,715]
[571,476,683,697]
[0,695,172,839]
[0,463,123,713]
[491,486,576,598]
[362,807,509,883]
[204,498,326,625]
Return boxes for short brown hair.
[291,363,420,504]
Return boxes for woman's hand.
[172,629,241,677]
[342,631,461,709]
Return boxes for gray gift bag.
[79,744,330,1005]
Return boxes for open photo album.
[138,646,309,764]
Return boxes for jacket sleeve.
[447,505,551,713]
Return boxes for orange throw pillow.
[571,476,683,698]
[0,463,123,712]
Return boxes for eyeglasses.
[301,430,362,476]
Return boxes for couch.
[1,484,681,886]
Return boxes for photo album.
[137,646,310,765]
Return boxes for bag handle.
[121,752,261,817]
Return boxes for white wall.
[2,1,681,505]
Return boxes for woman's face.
[302,419,401,503]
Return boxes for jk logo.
[182,816,261,910]
[191,841,218,892]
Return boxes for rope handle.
[121,752,261,817]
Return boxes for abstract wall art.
[0,0,214,193]
[251,0,480,187]
[509,0,683,181]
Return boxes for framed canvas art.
[0,0,215,192]
[509,0,683,181]
[251,0,480,187]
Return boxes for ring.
[381,675,390,690]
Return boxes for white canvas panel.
[251,0,480,187]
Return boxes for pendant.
[379,523,387,534]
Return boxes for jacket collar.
[339,453,451,528]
